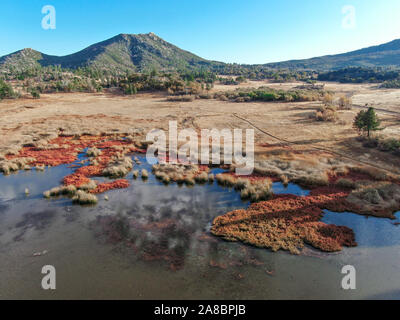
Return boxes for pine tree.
[353,107,382,137]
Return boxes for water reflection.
[1,154,400,299]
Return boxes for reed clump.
[43,185,77,198]
[102,156,133,178]
[215,173,273,202]
[141,169,149,179]
[0,157,35,175]
[86,147,102,157]
[72,190,98,205]
[152,163,208,186]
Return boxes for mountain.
[1,34,400,73]
[0,33,222,73]
[266,39,400,71]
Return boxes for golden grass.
[102,156,133,178]
[72,190,98,205]
[86,147,102,157]
[346,181,400,218]
[254,156,333,188]
[44,185,77,198]
[0,157,35,175]
[141,169,149,179]
[215,173,273,202]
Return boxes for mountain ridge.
[265,39,400,70]
[1,33,400,73]
[0,33,222,73]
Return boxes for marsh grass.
[79,180,97,191]
[141,169,149,180]
[86,147,102,157]
[215,173,272,202]
[254,156,333,188]
[44,185,77,198]
[152,163,207,187]
[103,156,133,178]
[331,179,400,218]
[72,190,98,205]
[0,157,35,175]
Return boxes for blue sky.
[1,0,400,64]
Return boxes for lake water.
[0,154,399,300]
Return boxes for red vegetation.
[8,135,138,194]
[7,135,104,166]
[63,173,90,187]
[212,188,358,254]
[91,179,130,194]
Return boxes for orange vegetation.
[7,135,104,166]
[63,173,90,187]
[8,135,138,194]
[211,187,357,254]
[91,180,130,194]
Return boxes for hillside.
[0,33,222,73]
[266,39,400,71]
[1,34,400,74]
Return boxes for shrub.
[166,95,195,102]
[314,106,338,122]
[30,88,41,99]
[378,138,400,152]
[322,93,334,105]
[0,80,15,99]
[336,178,357,189]
[362,137,379,148]
[199,93,212,99]
[338,95,352,109]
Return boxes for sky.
[1,0,400,64]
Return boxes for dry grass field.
[1,81,399,173]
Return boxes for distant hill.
[1,34,400,73]
[0,33,223,73]
[266,39,400,71]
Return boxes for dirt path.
[232,113,400,174]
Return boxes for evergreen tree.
[353,107,382,137]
